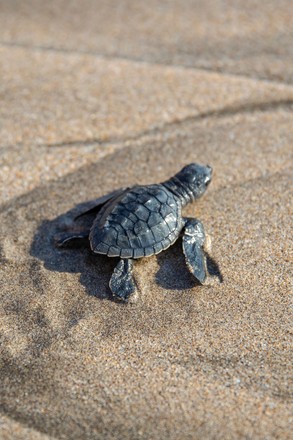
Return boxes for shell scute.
[138,228,154,248]
[151,223,169,242]
[159,203,173,217]
[153,188,168,203]
[145,197,161,212]
[126,229,143,248]
[134,204,150,221]
[148,212,163,227]
[134,220,147,235]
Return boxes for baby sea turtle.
[57,163,213,301]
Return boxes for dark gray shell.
[89,184,182,258]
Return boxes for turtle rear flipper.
[109,259,136,301]
[55,230,90,248]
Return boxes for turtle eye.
[204,174,211,185]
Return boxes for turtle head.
[175,163,213,201]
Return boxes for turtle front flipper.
[109,259,136,301]
[182,218,207,284]
[75,187,129,220]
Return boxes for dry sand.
[1,0,293,83]
[0,1,292,439]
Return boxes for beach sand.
[0,1,292,439]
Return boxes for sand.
[0,1,292,439]
[1,0,293,83]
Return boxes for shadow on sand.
[30,200,119,301]
[155,238,223,290]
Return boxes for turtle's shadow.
[30,201,119,301]
[155,239,223,290]
[155,240,197,290]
